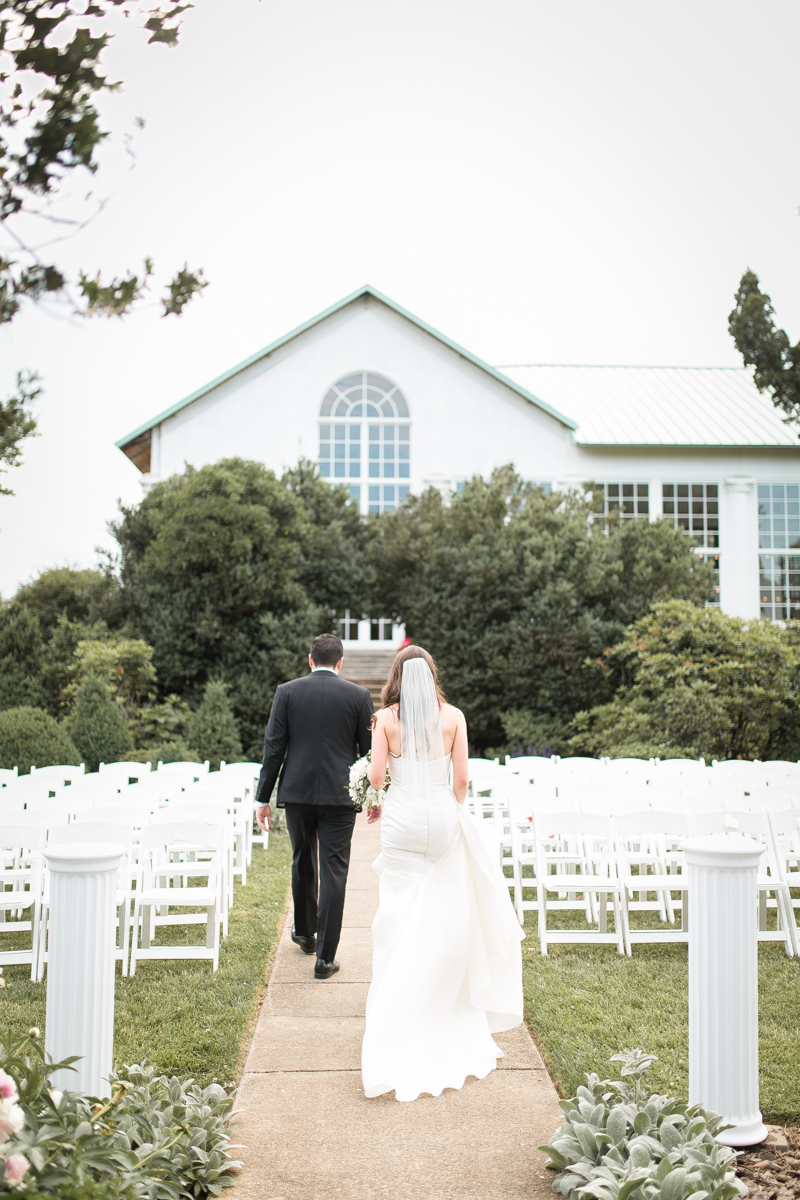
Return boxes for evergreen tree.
[729,269,800,423]
[0,707,80,774]
[185,681,243,771]
[0,602,45,710]
[69,677,134,773]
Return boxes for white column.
[720,476,757,619]
[44,844,124,1098]
[684,833,766,1147]
[648,478,663,522]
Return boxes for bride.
[361,645,524,1103]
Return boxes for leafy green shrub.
[571,600,800,761]
[540,1049,745,1200]
[370,471,714,751]
[68,678,134,773]
[0,707,79,774]
[185,681,242,771]
[0,1029,240,1197]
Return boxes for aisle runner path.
[233,811,562,1200]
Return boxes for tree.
[729,269,800,423]
[0,705,79,773]
[68,675,133,770]
[112,459,371,758]
[0,601,45,709]
[571,600,800,762]
[72,635,157,716]
[0,371,38,494]
[185,679,243,770]
[0,1,208,485]
[15,565,122,636]
[370,469,715,751]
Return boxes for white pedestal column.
[721,477,756,619]
[44,844,124,1098]
[684,833,767,1146]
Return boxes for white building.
[117,285,800,636]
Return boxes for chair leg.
[129,901,140,976]
[537,887,548,956]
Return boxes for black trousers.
[283,803,357,963]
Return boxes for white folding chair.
[30,764,85,788]
[99,761,152,784]
[221,762,263,856]
[157,761,209,779]
[692,810,799,956]
[188,778,248,886]
[154,802,232,932]
[533,812,627,955]
[39,823,135,978]
[653,758,707,775]
[614,810,691,944]
[130,821,223,974]
[0,825,45,979]
[507,786,559,923]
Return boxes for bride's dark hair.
[379,645,447,713]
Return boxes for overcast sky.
[1,0,798,596]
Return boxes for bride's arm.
[450,710,469,804]
[367,711,389,790]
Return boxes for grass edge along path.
[521,911,800,1122]
[0,832,292,1088]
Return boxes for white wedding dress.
[361,660,525,1103]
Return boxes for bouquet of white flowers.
[348,752,391,812]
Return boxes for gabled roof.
[116,284,577,452]
[498,363,800,448]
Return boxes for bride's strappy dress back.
[361,658,524,1103]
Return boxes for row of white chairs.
[0,818,226,977]
[470,755,800,791]
[479,803,800,958]
[0,760,267,978]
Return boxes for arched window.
[318,372,410,513]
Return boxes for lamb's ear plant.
[0,1030,241,1197]
[539,1049,747,1200]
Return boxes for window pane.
[319,424,331,440]
[384,425,395,440]
[319,443,330,459]
[369,444,380,459]
[384,487,395,502]
[335,401,348,416]
[349,485,360,502]
[335,425,346,440]
[369,487,380,502]
[349,463,360,478]
[399,425,410,440]
[399,463,410,478]
[399,486,410,502]
[369,463,380,478]
[369,426,380,440]
[350,425,361,440]
[334,462,345,477]
[383,463,395,478]
[319,462,330,478]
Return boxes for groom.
[255,633,374,980]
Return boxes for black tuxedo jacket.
[255,669,374,808]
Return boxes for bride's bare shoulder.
[441,703,465,724]
[375,704,399,726]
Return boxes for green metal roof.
[115,284,577,449]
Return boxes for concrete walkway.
[233,811,562,1200]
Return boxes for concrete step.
[340,649,396,708]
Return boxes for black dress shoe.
[291,925,316,955]
[314,958,340,980]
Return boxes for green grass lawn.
[0,832,292,1087]
[522,905,800,1122]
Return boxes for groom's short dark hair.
[310,633,344,668]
